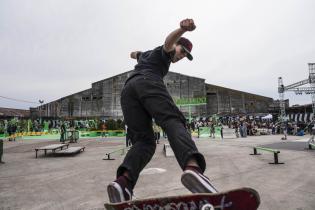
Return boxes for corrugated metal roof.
[0,107,30,117]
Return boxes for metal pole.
[39,100,44,126]
[189,105,191,123]
[274,153,279,164]
[278,77,286,140]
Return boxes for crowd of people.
[0,115,313,140]
[187,116,311,138]
[0,118,125,137]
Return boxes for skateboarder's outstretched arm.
[163,18,196,52]
[130,19,196,60]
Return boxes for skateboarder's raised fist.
[180,19,196,32]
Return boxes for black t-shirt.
[133,46,173,80]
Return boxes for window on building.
[82,97,90,101]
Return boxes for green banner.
[44,121,49,132]
[176,97,207,106]
[198,126,222,138]
[198,127,210,137]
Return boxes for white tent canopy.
[262,114,273,120]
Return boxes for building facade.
[34,71,274,119]
[206,84,273,115]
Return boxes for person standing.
[272,123,276,135]
[11,123,17,141]
[153,121,161,144]
[239,122,244,137]
[101,122,107,138]
[60,121,66,143]
[7,123,12,141]
[107,19,217,203]
[0,139,4,164]
[210,122,215,138]
[125,125,132,147]
[243,122,247,137]
[220,123,224,139]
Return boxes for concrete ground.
[0,134,315,210]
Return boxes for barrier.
[7,131,48,139]
[103,147,130,160]
[66,130,79,143]
[198,127,210,138]
[80,130,125,137]
[3,130,124,139]
[222,128,236,139]
[198,126,223,138]
[250,146,284,164]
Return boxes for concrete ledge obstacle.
[35,143,69,158]
[250,146,284,164]
[103,147,129,160]
[163,143,174,157]
[55,146,85,155]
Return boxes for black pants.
[117,75,206,188]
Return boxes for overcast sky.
[1,0,315,109]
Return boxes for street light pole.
[39,100,44,126]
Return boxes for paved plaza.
[0,135,315,210]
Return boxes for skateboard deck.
[105,187,260,210]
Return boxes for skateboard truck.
[201,204,214,210]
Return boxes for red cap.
[177,37,193,60]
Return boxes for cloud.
[1,0,315,109]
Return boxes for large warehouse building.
[34,71,273,119]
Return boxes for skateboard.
[105,187,260,210]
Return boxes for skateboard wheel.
[201,204,214,210]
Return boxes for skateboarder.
[107,19,217,203]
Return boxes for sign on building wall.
[175,97,207,106]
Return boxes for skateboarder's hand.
[180,19,196,31]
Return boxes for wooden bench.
[35,144,69,158]
[251,146,284,164]
[55,146,85,155]
[103,147,129,160]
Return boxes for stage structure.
[278,63,315,139]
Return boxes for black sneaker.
[107,176,133,203]
[181,167,218,193]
